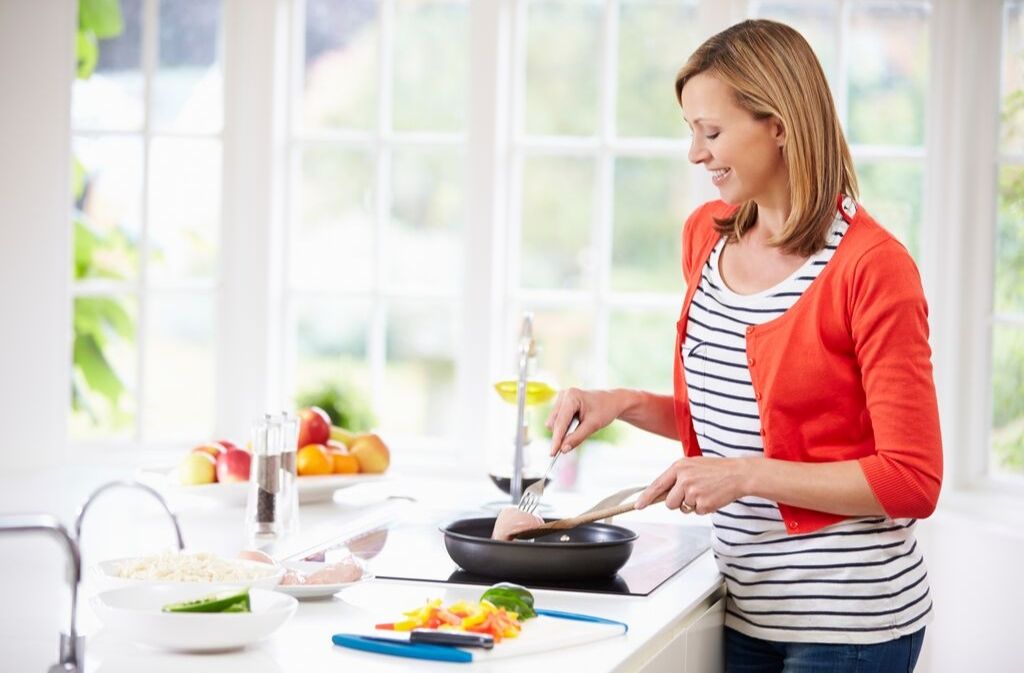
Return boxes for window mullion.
[218,0,290,438]
[927,0,1004,490]
[137,0,158,443]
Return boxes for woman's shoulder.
[682,199,735,244]
[681,200,735,276]
[839,203,918,272]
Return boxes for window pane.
[386,148,465,293]
[71,295,138,440]
[616,0,699,138]
[154,0,223,133]
[148,138,221,281]
[292,147,375,292]
[524,0,602,136]
[608,307,676,392]
[520,156,596,289]
[384,301,458,438]
[991,324,1024,476]
[292,297,372,413]
[750,1,839,87]
[143,293,215,440]
[1003,1,1024,154]
[996,165,1024,315]
[847,3,929,147]
[73,136,143,282]
[611,157,690,292]
[393,0,468,132]
[855,159,923,258]
[303,0,378,131]
[515,306,597,389]
[72,0,144,131]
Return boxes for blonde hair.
[675,19,858,256]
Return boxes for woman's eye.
[706,132,720,140]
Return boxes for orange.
[331,452,360,474]
[296,444,331,476]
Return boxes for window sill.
[932,486,1024,538]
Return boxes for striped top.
[682,207,934,644]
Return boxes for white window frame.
[70,0,224,452]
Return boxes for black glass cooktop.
[297,506,710,597]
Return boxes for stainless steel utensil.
[516,414,579,514]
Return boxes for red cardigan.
[672,199,943,535]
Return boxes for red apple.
[192,442,227,459]
[297,407,331,448]
[216,439,241,452]
[216,447,252,483]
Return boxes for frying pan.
[440,517,638,581]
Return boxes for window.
[71,0,223,444]
[992,0,1024,479]
[285,0,469,447]
[500,0,705,475]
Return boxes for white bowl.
[273,560,374,600]
[91,584,297,652]
[94,555,285,592]
[136,468,388,506]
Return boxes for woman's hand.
[545,388,625,456]
[635,457,752,515]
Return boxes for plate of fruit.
[137,407,391,506]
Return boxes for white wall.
[0,1,75,470]
[916,501,1024,673]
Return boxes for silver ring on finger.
[680,502,695,514]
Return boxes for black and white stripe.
[682,209,933,644]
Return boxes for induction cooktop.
[297,506,711,597]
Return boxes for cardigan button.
[755,392,763,400]
[760,429,766,436]
[746,326,754,334]
[748,358,755,366]
[788,521,798,530]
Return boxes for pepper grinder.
[245,414,282,540]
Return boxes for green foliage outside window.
[72,0,136,430]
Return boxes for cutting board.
[333,609,628,663]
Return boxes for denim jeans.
[725,627,926,673]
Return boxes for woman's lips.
[711,168,731,186]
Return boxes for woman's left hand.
[635,457,753,515]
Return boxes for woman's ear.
[771,116,786,148]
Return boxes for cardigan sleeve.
[850,239,943,519]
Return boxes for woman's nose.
[688,139,709,164]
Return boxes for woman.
[545,19,941,673]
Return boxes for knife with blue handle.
[332,634,475,663]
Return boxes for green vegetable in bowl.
[480,583,536,620]
[162,588,251,613]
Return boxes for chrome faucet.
[74,480,184,551]
[0,480,185,673]
[0,514,82,672]
[511,313,537,504]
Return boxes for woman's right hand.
[545,388,625,456]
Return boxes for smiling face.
[680,72,788,207]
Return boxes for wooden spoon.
[511,493,668,540]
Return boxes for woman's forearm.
[614,389,680,441]
[741,457,886,517]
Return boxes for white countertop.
[0,466,722,672]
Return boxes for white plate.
[273,560,374,600]
[91,584,297,652]
[136,467,388,506]
[94,555,285,592]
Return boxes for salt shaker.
[245,414,282,540]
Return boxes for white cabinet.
[625,588,726,673]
